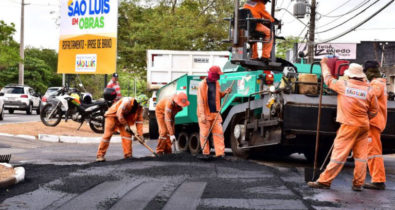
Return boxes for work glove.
[170,135,176,144]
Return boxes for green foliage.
[0,20,20,70]
[276,36,300,59]
[116,0,233,96]
[24,56,54,94]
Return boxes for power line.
[321,0,369,18]
[316,0,380,34]
[318,0,394,43]
[321,0,354,17]
[316,0,371,29]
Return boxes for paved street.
[0,136,395,209]
[0,111,40,125]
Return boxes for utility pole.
[19,0,25,85]
[307,0,316,64]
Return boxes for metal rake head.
[0,154,11,163]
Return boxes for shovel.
[304,66,326,182]
[126,125,159,157]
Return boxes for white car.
[1,84,41,115]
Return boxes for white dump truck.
[147,50,229,139]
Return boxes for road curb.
[0,133,36,140]
[38,134,123,144]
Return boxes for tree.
[0,20,20,70]
[25,48,62,88]
[276,36,300,60]
[115,0,233,96]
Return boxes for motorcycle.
[40,86,112,133]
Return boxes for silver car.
[1,84,41,115]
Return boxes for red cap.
[209,66,223,75]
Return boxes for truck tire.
[189,133,200,155]
[177,132,189,153]
[230,114,250,159]
[148,111,159,140]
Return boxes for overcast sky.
[0,0,394,51]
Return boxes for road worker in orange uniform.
[197,66,232,158]
[363,61,387,190]
[243,0,275,60]
[308,58,378,191]
[96,96,147,162]
[155,92,190,155]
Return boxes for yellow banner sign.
[58,0,118,74]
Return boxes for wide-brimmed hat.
[174,92,190,107]
[344,63,366,79]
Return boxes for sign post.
[58,0,118,75]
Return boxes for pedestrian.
[96,95,148,162]
[197,66,232,158]
[363,61,387,190]
[155,92,190,155]
[107,73,122,102]
[243,0,275,61]
[308,58,378,191]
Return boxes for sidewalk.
[0,121,150,144]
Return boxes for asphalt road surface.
[0,136,395,209]
[0,111,40,125]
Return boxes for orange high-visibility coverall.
[155,96,183,154]
[243,0,275,59]
[197,79,227,156]
[317,65,378,187]
[367,78,387,183]
[97,97,144,158]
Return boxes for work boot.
[124,155,133,160]
[96,156,106,162]
[363,182,386,190]
[197,154,211,161]
[352,185,362,191]
[307,181,330,189]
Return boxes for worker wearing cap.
[96,95,148,162]
[155,92,190,155]
[243,0,275,60]
[363,61,387,190]
[197,66,232,158]
[107,73,122,101]
[308,58,378,191]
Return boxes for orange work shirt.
[243,0,274,22]
[155,96,183,136]
[322,66,378,128]
[197,79,226,121]
[105,97,144,136]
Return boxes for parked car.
[40,87,62,112]
[0,93,5,120]
[1,84,41,115]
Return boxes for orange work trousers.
[251,23,273,59]
[199,114,225,156]
[156,114,173,154]
[367,126,386,183]
[318,124,369,187]
[97,117,133,158]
